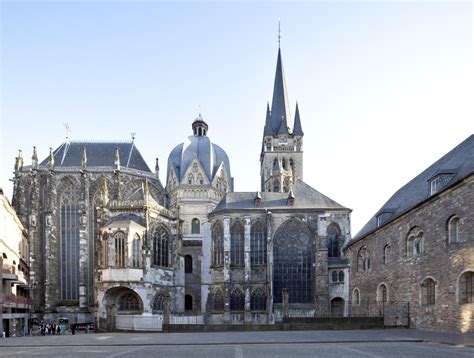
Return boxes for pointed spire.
[48,147,55,169]
[263,101,272,136]
[270,47,291,135]
[287,189,295,206]
[17,150,23,171]
[81,147,88,170]
[293,102,303,136]
[254,191,262,206]
[114,147,120,171]
[32,146,38,169]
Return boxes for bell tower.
[260,32,304,193]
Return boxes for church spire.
[270,41,291,135]
[263,101,272,136]
[293,102,303,136]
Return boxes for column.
[79,172,89,309]
[244,216,251,323]
[266,211,273,322]
[315,214,330,317]
[223,216,230,323]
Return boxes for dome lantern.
[192,113,209,137]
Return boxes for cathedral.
[11,45,351,330]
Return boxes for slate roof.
[351,134,474,245]
[40,141,151,172]
[167,135,232,188]
[212,180,348,213]
[105,213,145,227]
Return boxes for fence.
[348,300,409,327]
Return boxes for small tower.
[260,27,304,193]
[155,158,160,178]
[81,147,88,170]
[192,113,208,137]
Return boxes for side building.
[1,187,31,337]
[345,135,474,333]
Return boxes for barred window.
[459,271,474,304]
[191,218,200,234]
[213,222,224,266]
[357,246,370,272]
[250,287,266,311]
[377,284,388,303]
[212,289,224,312]
[114,231,127,267]
[250,220,266,265]
[153,226,169,267]
[231,221,244,266]
[60,186,80,301]
[448,216,460,244]
[327,223,341,258]
[421,278,436,305]
[151,294,166,313]
[131,234,141,268]
[230,287,245,311]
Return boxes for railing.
[170,315,204,325]
[2,293,32,305]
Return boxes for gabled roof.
[212,180,348,213]
[105,213,145,227]
[351,134,474,244]
[40,141,151,172]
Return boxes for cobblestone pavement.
[0,329,473,357]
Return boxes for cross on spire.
[277,19,282,48]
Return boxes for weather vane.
[130,132,136,142]
[63,122,71,141]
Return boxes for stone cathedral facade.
[11,46,352,329]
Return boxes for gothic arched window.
[273,158,278,172]
[153,226,170,267]
[59,183,81,301]
[231,221,244,266]
[327,223,341,258]
[114,231,127,267]
[357,246,370,272]
[230,287,245,311]
[212,222,224,267]
[273,179,279,192]
[188,174,193,185]
[282,158,287,170]
[407,228,423,257]
[197,174,204,185]
[273,219,313,304]
[332,271,338,283]
[119,291,141,312]
[212,289,224,312]
[339,271,345,283]
[250,220,266,265]
[131,234,141,268]
[448,216,460,244]
[421,278,436,305]
[352,288,360,305]
[100,232,109,268]
[251,287,266,311]
[191,218,200,234]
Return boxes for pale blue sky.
[1,1,472,234]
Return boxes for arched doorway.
[185,294,193,311]
[102,287,143,331]
[273,219,313,304]
[331,297,344,317]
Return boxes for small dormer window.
[429,172,455,195]
[376,210,395,228]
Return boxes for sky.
[1,1,472,235]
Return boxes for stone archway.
[331,297,344,317]
[102,287,143,331]
[273,219,313,304]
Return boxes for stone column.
[44,171,58,310]
[223,216,230,323]
[266,211,273,322]
[315,214,329,317]
[28,172,41,309]
[244,216,251,323]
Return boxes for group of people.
[37,322,65,336]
